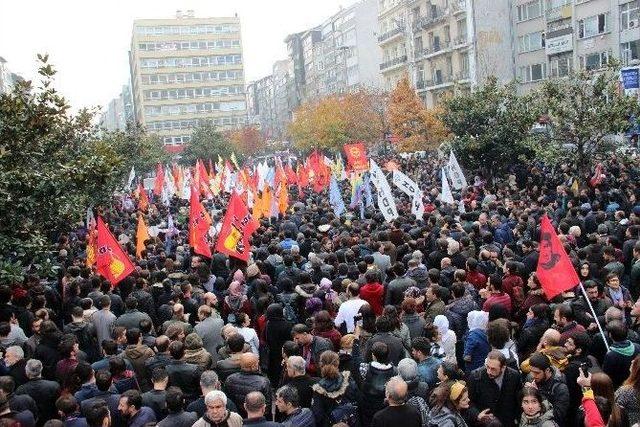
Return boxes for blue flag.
[329,176,346,217]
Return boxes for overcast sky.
[0,0,357,112]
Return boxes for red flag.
[138,184,149,212]
[589,163,605,187]
[536,215,580,299]
[153,164,164,196]
[216,192,259,262]
[189,184,212,258]
[343,142,369,172]
[96,217,135,285]
[285,163,298,185]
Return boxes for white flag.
[392,170,424,220]
[441,168,455,204]
[370,160,399,222]
[126,166,135,190]
[181,169,191,200]
[447,151,467,190]
[164,167,176,197]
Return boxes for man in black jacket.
[224,353,272,419]
[165,341,202,404]
[14,359,60,423]
[467,350,522,427]
[526,352,570,425]
[280,355,317,409]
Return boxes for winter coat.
[463,328,490,372]
[403,313,426,342]
[224,371,272,418]
[192,411,243,427]
[467,365,522,427]
[282,407,315,427]
[615,385,640,426]
[311,371,361,427]
[264,315,293,385]
[427,406,467,427]
[194,316,224,363]
[445,296,477,339]
[518,402,558,427]
[121,344,155,391]
[360,283,384,315]
[183,333,213,370]
[603,340,640,387]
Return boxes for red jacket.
[582,390,605,427]
[467,271,487,290]
[483,292,512,314]
[314,328,342,351]
[360,282,384,316]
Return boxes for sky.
[0,0,358,112]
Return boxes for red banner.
[96,217,135,285]
[216,192,259,262]
[536,215,580,299]
[343,142,369,172]
[189,184,213,258]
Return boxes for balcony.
[545,4,571,23]
[453,35,468,46]
[416,73,471,91]
[415,41,452,60]
[380,55,408,71]
[378,26,405,44]
[413,9,446,32]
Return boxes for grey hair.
[204,390,227,406]
[200,370,219,390]
[385,376,408,404]
[5,346,23,360]
[397,358,418,381]
[605,306,623,323]
[290,245,300,254]
[286,356,306,375]
[276,385,299,407]
[25,359,42,379]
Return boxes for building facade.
[100,84,135,132]
[129,10,247,152]
[0,56,23,95]
[378,0,515,106]
[512,0,639,93]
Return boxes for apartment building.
[0,56,23,95]
[512,0,639,92]
[379,0,514,106]
[129,10,247,152]
[100,84,135,132]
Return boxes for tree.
[388,75,450,152]
[102,123,170,180]
[180,121,232,165]
[288,90,385,152]
[0,55,124,263]
[226,125,265,157]
[441,76,541,180]
[536,65,640,173]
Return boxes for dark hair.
[556,303,574,321]
[151,367,168,383]
[125,297,138,310]
[529,352,551,371]
[85,402,110,427]
[411,337,431,356]
[165,387,185,413]
[276,385,300,407]
[0,376,15,394]
[282,341,300,357]
[607,320,628,342]
[487,319,510,349]
[56,395,79,417]
[291,324,310,335]
[126,328,141,345]
[371,342,389,364]
[530,303,549,319]
[95,370,112,392]
[169,341,185,359]
[121,389,142,409]
[312,311,334,333]
[520,386,546,411]
[109,357,126,376]
[489,274,503,291]
[375,315,394,333]
[227,333,246,353]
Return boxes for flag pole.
[578,282,610,352]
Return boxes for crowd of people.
[1,152,640,427]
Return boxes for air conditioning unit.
[629,19,639,29]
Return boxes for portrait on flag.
[343,142,369,172]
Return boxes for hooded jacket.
[121,344,155,390]
[427,406,467,427]
[311,371,361,427]
[603,339,640,387]
[183,333,213,370]
[518,401,558,427]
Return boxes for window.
[517,0,543,22]
[621,40,640,65]
[518,31,545,53]
[578,14,608,38]
[519,63,547,82]
[579,51,610,70]
[547,0,570,9]
[549,54,573,77]
[621,1,639,31]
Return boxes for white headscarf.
[467,310,489,331]
[434,315,450,335]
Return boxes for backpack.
[280,294,298,323]
[329,396,360,427]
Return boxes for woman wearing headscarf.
[264,303,293,386]
[434,315,457,363]
[221,280,252,323]
[463,310,490,373]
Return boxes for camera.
[580,362,590,377]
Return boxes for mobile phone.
[580,362,589,377]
